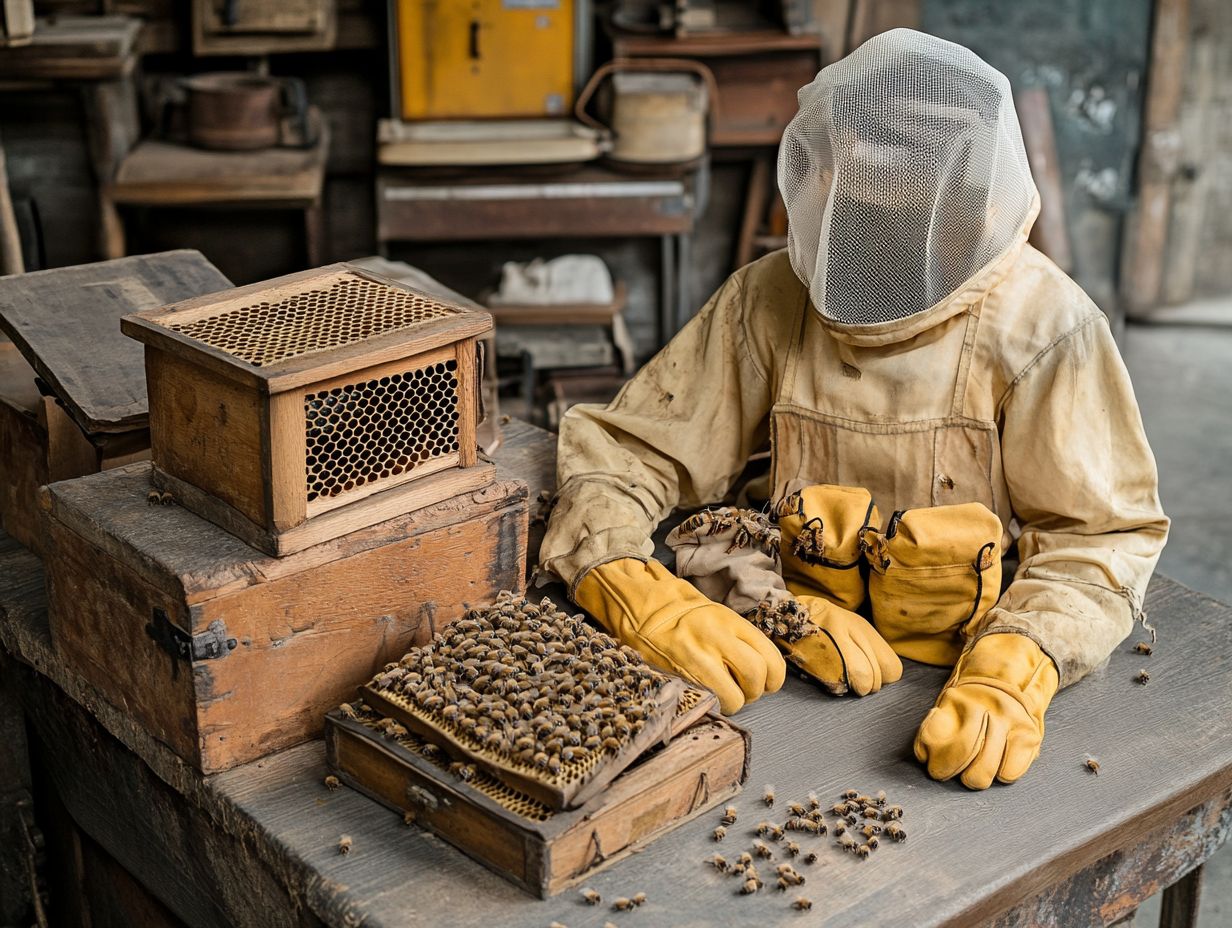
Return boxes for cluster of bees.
[369,592,670,779]
[675,507,782,562]
[744,599,819,645]
[705,787,909,913]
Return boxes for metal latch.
[146,607,237,677]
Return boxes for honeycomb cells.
[304,359,460,503]
[169,276,458,367]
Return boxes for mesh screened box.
[121,263,494,556]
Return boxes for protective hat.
[777,28,1037,325]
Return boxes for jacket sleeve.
[539,272,774,596]
[971,313,1170,687]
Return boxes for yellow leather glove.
[575,558,787,715]
[776,484,878,612]
[914,633,1059,790]
[774,596,902,697]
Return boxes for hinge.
[145,607,236,678]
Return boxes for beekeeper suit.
[540,29,1168,789]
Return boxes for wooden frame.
[326,710,750,898]
[122,263,495,556]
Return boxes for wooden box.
[41,461,529,774]
[121,263,496,556]
[0,251,232,555]
[326,707,749,898]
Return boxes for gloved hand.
[776,595,903,697]
[914,633,1059,790]
[574,558,787,715]
[776,484,879,612]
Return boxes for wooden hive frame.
[325,703,749,898]
[120,263,494,556]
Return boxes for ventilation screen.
[169,276,458,367]
[304,359,460,503]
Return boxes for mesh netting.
[777,29,1036,325]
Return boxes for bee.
[787,802,807,817]
[868,836,880,850]
[631,893,647,907]
[611,898,635,912]
[580,888,601,906]
[739,878,762,895]
[807,791,820,810]
[736,852,753,870]
[833,821,847,836]
[756,821,774,836]
[338,702,358,719]
[793,897,813,912]
[884,805,904,820]
[1084,756,1101,774]
[845,813,859,826]
[338,835,353,855]
[862,807,881,820]
[775,863,796,876]
[712,826,727,842]
[403,811,415,826]
[707,853,728,871]
[856,844,871,859]
[385,722,407,739]
[548,923,567,928]
[837,834,856,852]
[1133,642,1153,655]
[753,839,774,859]
[146,488,161,505]
[767,824,785,841]
[776,877,790,892]
[874,790,887,807]
[840,788,859,800]
[804,852,818,865]
[763,784,776,807]
[1135,669,1150,685]
[721,805,738,826]
[830,802,848,816]
[785,841,800,858]
[861,824,881,838]
[323,775,340,791]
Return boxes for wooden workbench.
[1,421,1229,927]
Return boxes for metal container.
[182,72,308,151]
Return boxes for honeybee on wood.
[548,922,567,928]
[804,852,818,865]
[631,893,646,907]
[1135,669,1150,685]
[785,841,800,858]
[753,839,774,859]
[337,835,353,855]
[884,805,904,820]
[146,488,161,505]
[611,898,635,912]
[767,824,785,841]
[403,811,415,826]
[756,820,774,836]
[840,788,858,800]
[712,826,727,842]
[856,844,871,859]
[807,791,820,810]
[739,878,762,895]
[837,834,856,852]
[787,802,807,817]
[862,807,881,820]
[830,802,848,816]
[1133,642,1153,655]
[580,888,601,906]
[323,775,340,791]
[860,824,881,838]
[721,805,738,826]
[874,790,887,807]
[885,822,906,842]
[792,897,813,911]
[338,702,358,719]
[385,722,407,739]
[776,877,790,892]
[707,853,728,871]
[1084,756,1101,774]
[763,784,776,807]
[736,852,753,870]
[833,821,847,836]
[867,836,880,850]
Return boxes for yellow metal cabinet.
[395,0,576,120]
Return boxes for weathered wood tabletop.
[1,421,1229,928]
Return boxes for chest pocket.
[770,408,1000,524]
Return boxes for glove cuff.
[949,632,1059,716]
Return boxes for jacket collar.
[809,195,1041,347]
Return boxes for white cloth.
[491,255,615,306]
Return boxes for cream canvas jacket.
[540,228,1169,687]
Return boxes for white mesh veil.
[777,29,1037,325]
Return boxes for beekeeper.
[539,29,1168,789]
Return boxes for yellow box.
[395,0,575,120]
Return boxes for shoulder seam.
[735,272,771,386]
[996,310,1107,412]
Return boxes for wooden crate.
[41,461,529,774]
[121,263,495,556]
[0,252,232,555]
[326,708,749,898]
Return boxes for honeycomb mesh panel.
[168,276,459,367]
[304,359,460,503]
[354,708,554,822]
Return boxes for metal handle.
[574,57,721,139]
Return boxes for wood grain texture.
[0,250,230,433]
[0,14,139,79]
[0,344,47,552]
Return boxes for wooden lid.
[121,263,493,394]
[0,251,230,434]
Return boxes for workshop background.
[0,0,1229,925]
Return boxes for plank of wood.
[1017,87,1074,274]
[0,250,230,434]
[0,14,140,80]
[110,111,328,207]
[4,519,1232,926]
[192,0,337,57]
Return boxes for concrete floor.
[1119,321,1232,927]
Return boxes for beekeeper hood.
[778,28,1037,326]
